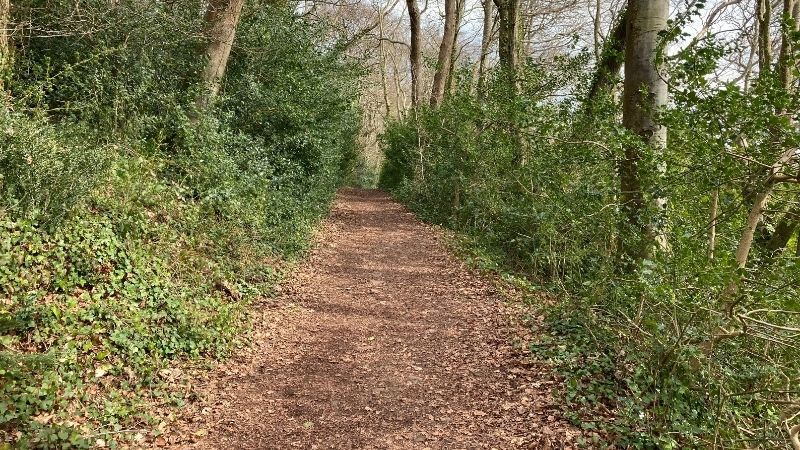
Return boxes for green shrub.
[0,112,109,224]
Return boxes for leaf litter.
[152,188,582,449]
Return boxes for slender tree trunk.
[732,147,798,271]
[619,0,669,263]
[378,1,392,118]
[758,0,773,74]
[430,0,458,107]
[778,0,799,99]
[444,0,465,95]
[196,0,246,112]
[0,0,10,94]
[493,0,524,164]
[391,53,405,116]
[743,18,759,90]
[593,0,602,61]
[407,0,423,108]
[736,190,772,267]
[471,0,494,96]
[709,189,719,259]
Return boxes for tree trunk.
[732,146,798,271]
[378,1,392,118]
[619,0,669,263]
[444,0,465,96]
[430,0,459,107]
[391,52,405,116]
[778,0,799,99]
[766,202,800,252]
[196,0,246,112]
[587,11,626,103]
[593,0,602,61]
[493,0,519,75]
[407,0,423,108]
[708,189,719,259]
[0,0,10,94]
[493,0,523,164]
[470,0,494,95]
[736,189,772,267]
[757,0,773,74]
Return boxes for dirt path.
[167,188,578,449]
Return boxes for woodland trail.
[167,188,578,449]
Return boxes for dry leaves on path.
[159,188,581,449]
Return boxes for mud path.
[169,188,577,449]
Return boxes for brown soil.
[165,188,579,449]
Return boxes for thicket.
[0,1,362,447]
[380,38,800,449]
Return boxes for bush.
[0,112,109,224]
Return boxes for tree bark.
[391,52,405,116]
[470,0,494,95]
[757,0,773,74]
[733,147,798,270]
[0,0,10,94]
[196,0,246,112]
[378,1,392,118]
[444,0,465,96]
[789,423,800,450]
[430,0,459,107]
[493,0,523,164]
[778,0,799,97]
[493,0,520,76]
[593,0,602,60]
[619,0,669,263]
[406,0,423,108]
[736,189,772,267]
[709,189,719,259]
